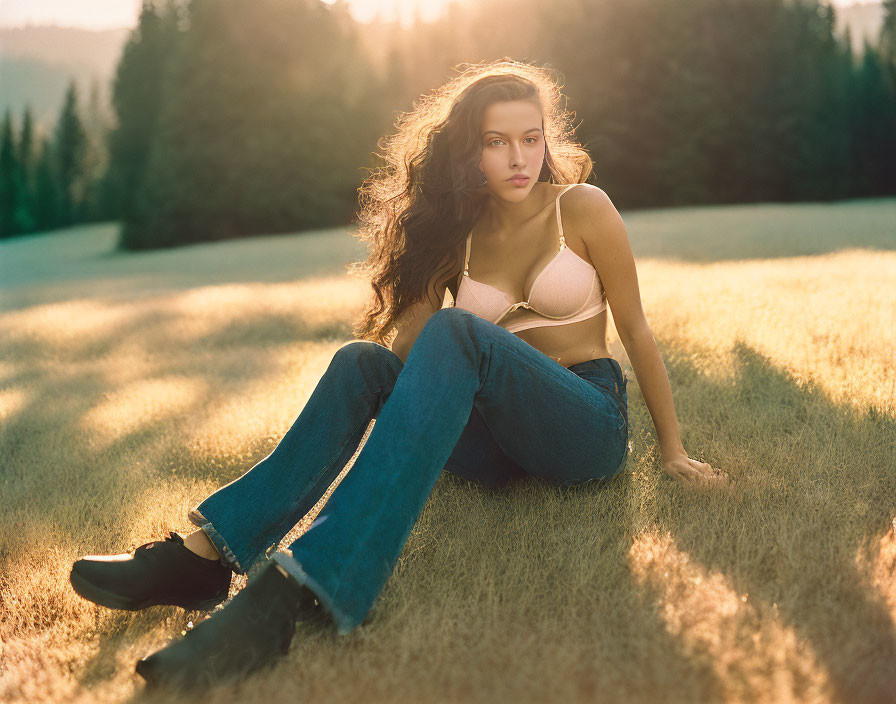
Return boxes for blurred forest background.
[1,0,895,250]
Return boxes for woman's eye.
[489,137,538,147]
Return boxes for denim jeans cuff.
[271,550,356,637]
[187,507,245,574]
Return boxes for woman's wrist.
[660,441,687,463]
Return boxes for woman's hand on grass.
[661,451,729,486]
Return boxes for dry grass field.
[1,196,895,703]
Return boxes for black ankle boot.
[135,560,317,690]
[69,532,232,611]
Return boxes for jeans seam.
[322,435,410,613]
[563,370,627,432]
[282,388,386,611]
[299,389,379,498]
[323,331,489,613]
[254,389,381,568]
[483,339,495,394]
[589,378,628,425]
[191,390,381,575]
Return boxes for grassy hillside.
[1,198,895,703]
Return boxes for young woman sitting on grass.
[70,58,727,691]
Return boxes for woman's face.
[478,99,546,201]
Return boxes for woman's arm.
[567,185,727,485]
[390,261,456,364]
[621,327,685,460]
[390,288,445,364]
[391,242,464,364]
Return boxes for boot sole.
[69,569,229,612]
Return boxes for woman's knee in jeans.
[419,306,484,345]
[331,339,403,375]
[327,341,404,413]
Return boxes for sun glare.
[0,0,458,30]
[323,0,455,25]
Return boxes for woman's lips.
[508,175,530,185]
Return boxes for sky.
[0,0,880,30]
[0,0,458,29]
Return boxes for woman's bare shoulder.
[559,183,612,218]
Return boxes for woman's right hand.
[662,452,729,486]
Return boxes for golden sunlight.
[637,250,896,415]
[79,376,204,449]
[323,0,455,25]
[854,521,896,625]
[628,530,833,701]
[0,0,456,29]
[0,386,28,424]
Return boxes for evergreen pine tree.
[852,42,896,194]
[80,77,113,222]
[53,81,88,226]
[0,110,22,237]
[33,137,60,231]
[102,0,183,225]
[18,106,38,232]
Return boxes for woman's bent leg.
[188,340,404,574]
[272,307,628,635]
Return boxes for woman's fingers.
[662,455,730,486]
[683,459,729,485]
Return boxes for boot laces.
[135,531,183,553]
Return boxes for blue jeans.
[188,307,629,635]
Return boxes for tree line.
[1,0,894,249]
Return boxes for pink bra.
[451,183,607,333]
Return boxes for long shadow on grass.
[637,340,896,702]
[0,305,351,368]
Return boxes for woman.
[70,59,727,690]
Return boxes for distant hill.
[0,25,130,133]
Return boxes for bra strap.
[454,231,472,300]
[555,183,584,249]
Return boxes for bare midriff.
[512,310,612,369]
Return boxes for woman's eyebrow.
[483,127,543,137]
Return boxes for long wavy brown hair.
[347,58,595,346]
